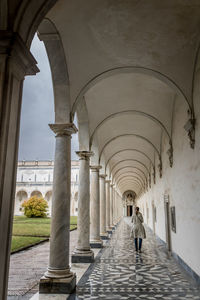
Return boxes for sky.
[18,34,79,161]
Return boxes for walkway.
[7,230,78,299]
[70,218,200,300]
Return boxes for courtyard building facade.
[15,160,79,216]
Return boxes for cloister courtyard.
[1,1,200,299]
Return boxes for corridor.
[70,218,200,300]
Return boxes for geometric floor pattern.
[69,218,200,300]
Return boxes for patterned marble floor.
[69,218,200,300]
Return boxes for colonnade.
[39,147,123,294]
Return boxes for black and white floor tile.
[69,218,200,300]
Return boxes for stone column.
[0,31,39,300]
[110,184,114,228]
[113,186,116,225]
[105,180,112,233]
[99,175,108,239]
[39,123,77,294]
[90,165,103,248]
[72,151,94,263]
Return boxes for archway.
[45,191,52,216]
[31,191,43,198]
[15,191,28,215]
[123,190,136,217]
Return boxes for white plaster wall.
[138,91,200,276]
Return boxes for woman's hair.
[136,206,139,211]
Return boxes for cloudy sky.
[18,35,79,161]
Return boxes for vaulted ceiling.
[40,0,200,197]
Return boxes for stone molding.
[76,151,94,160]
[99,174,106,179]
[0,31,39,79]
[38,32,60,41]
[49,123,78,137]
[45,267,74,279]
[105,180,111,184]
[90,165,102,172]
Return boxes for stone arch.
[99,134,161,164]
[71,66,191,118]
[12,0,58,47]
[113,166,148,184]
[38,18,71,123]
[89,110,171,149]
[45,191,52,202]
[110,159,150,177]
[115,175,145,190]
[31,191,43,198]
[16,190,28,202]
[15,190,28,215]
[105,149,154,172]
[45,191,52,216]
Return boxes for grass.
[11,236,46,252]
[11,215,77,253]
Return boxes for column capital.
[105,180,111,184]
[110,183,115,187]
[49,123,78,137]
[99,174,107,179]
[90,165,102,172]
[76,151,94,160]
[0,31,39,79]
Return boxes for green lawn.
[11,236,46,252]
[11,216,77,252]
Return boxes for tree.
[22,195,48,218]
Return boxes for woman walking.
[131,206,146,252]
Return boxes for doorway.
[127,205,133,216]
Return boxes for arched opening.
[45,191,52,216]
[31,191,43,198]
[123,190,136,217]
[15,191,28,216]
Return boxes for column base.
[39,273,76,294]
[100,233,109,240]
[71,249,94,263]
[90,239,103,248]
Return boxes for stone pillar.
[99,175,108,239]
[90,165,103,248]
[110,184,114,228]
[105,180,112,233]
[39,123,77,294]
[72,151,94,263]
[113,186,116,225]
[0,31,39,300]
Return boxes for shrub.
[22,196,48,218]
